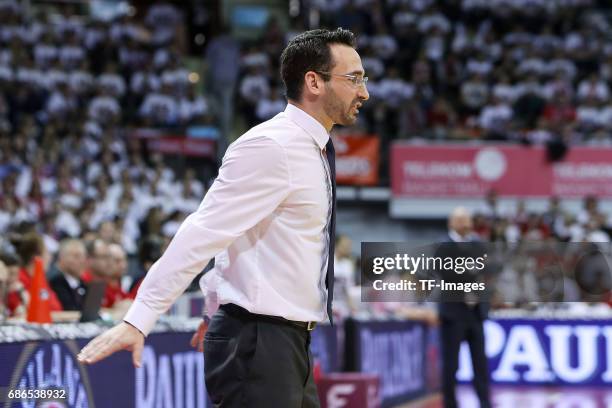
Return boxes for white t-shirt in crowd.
[241,51,269,69]
[418,12,451,33]
[84,26,106,50]
[576,105,608,127]
[69,70,94,94]
[98,73,126,97]
[239,74,270,104]
[377,78,414,108]
[466,59,494,76]
[370,34,398,60]
[178,96,209,122]
[88,96,121,122]
[139,93,178,124]
[577,79,610,102]
[59,45,85,68]
[256,97,285,121]
[492,83,519,102]
[423,34,445,61]
[479,103,513,130]
[130,71,161,95]
[362,56,385,79]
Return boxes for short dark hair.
[280,28,356,101]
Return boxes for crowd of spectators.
[0,1,213,129]
[474,191,612,244]
[3,0,612,251]
[0,1,212,320]
[0,225,172,320]
[234,0,612,146]
[473,191,612,307]
[0,2,211,249]
[0,231,124,319]
[2,0,612,319]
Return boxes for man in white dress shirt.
[77,28,369,407]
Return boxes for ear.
[303,71,324,97]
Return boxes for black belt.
[220,303,317,331]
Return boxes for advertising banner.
[316,373,380,408]
[0,329,208,408]
[458,318,612,386]
[147,137,216,159]
[131,128,216,159]
[344,319,427,407]
[0,322,336,408]
[391,144,612,198]
[334,135,380,186]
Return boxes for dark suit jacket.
[435,234,489,321]
[49,272,88,311]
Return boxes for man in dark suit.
[436,208,491,408]
[50,239,88,311]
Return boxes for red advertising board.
[316,373,381,408]
[131,128,216,159]
[391,143,612,198]
[334,134,380,186]
[147,137,216,158]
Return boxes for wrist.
[123,320,145,338]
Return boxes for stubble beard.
[323,85,357,126]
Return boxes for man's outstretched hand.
[190,319,208,352]
[77,322,145,368]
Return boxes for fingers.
[77,323,145,366]
[197,328,205,352]
[77,336,105,364]
[77,333,121,364]
[190,320,208,351]
[190,332,199,348]
[132,341,143,368]
[191,329,204,351]
[198,322,208,352]
[199,321,208,336]
[86,342,116,363]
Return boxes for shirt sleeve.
[123,136,291,335]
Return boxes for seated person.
[49,239,88,311]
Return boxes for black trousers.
[440,310,491,408]
[203,305,321,408]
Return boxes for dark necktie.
[325,138,336,325]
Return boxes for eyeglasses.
[315,71,369,87]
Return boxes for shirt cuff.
[123,299,159,337]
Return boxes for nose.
[358,84,369,101]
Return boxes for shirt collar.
[63,271,81,289]
[284,103,329,150]
[449,230,466,242]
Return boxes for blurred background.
[0,0,611,407]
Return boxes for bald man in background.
[437,208,491,408]
[50,239,88,311]
[105,243,130,308]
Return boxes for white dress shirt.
[124,104,332,335]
